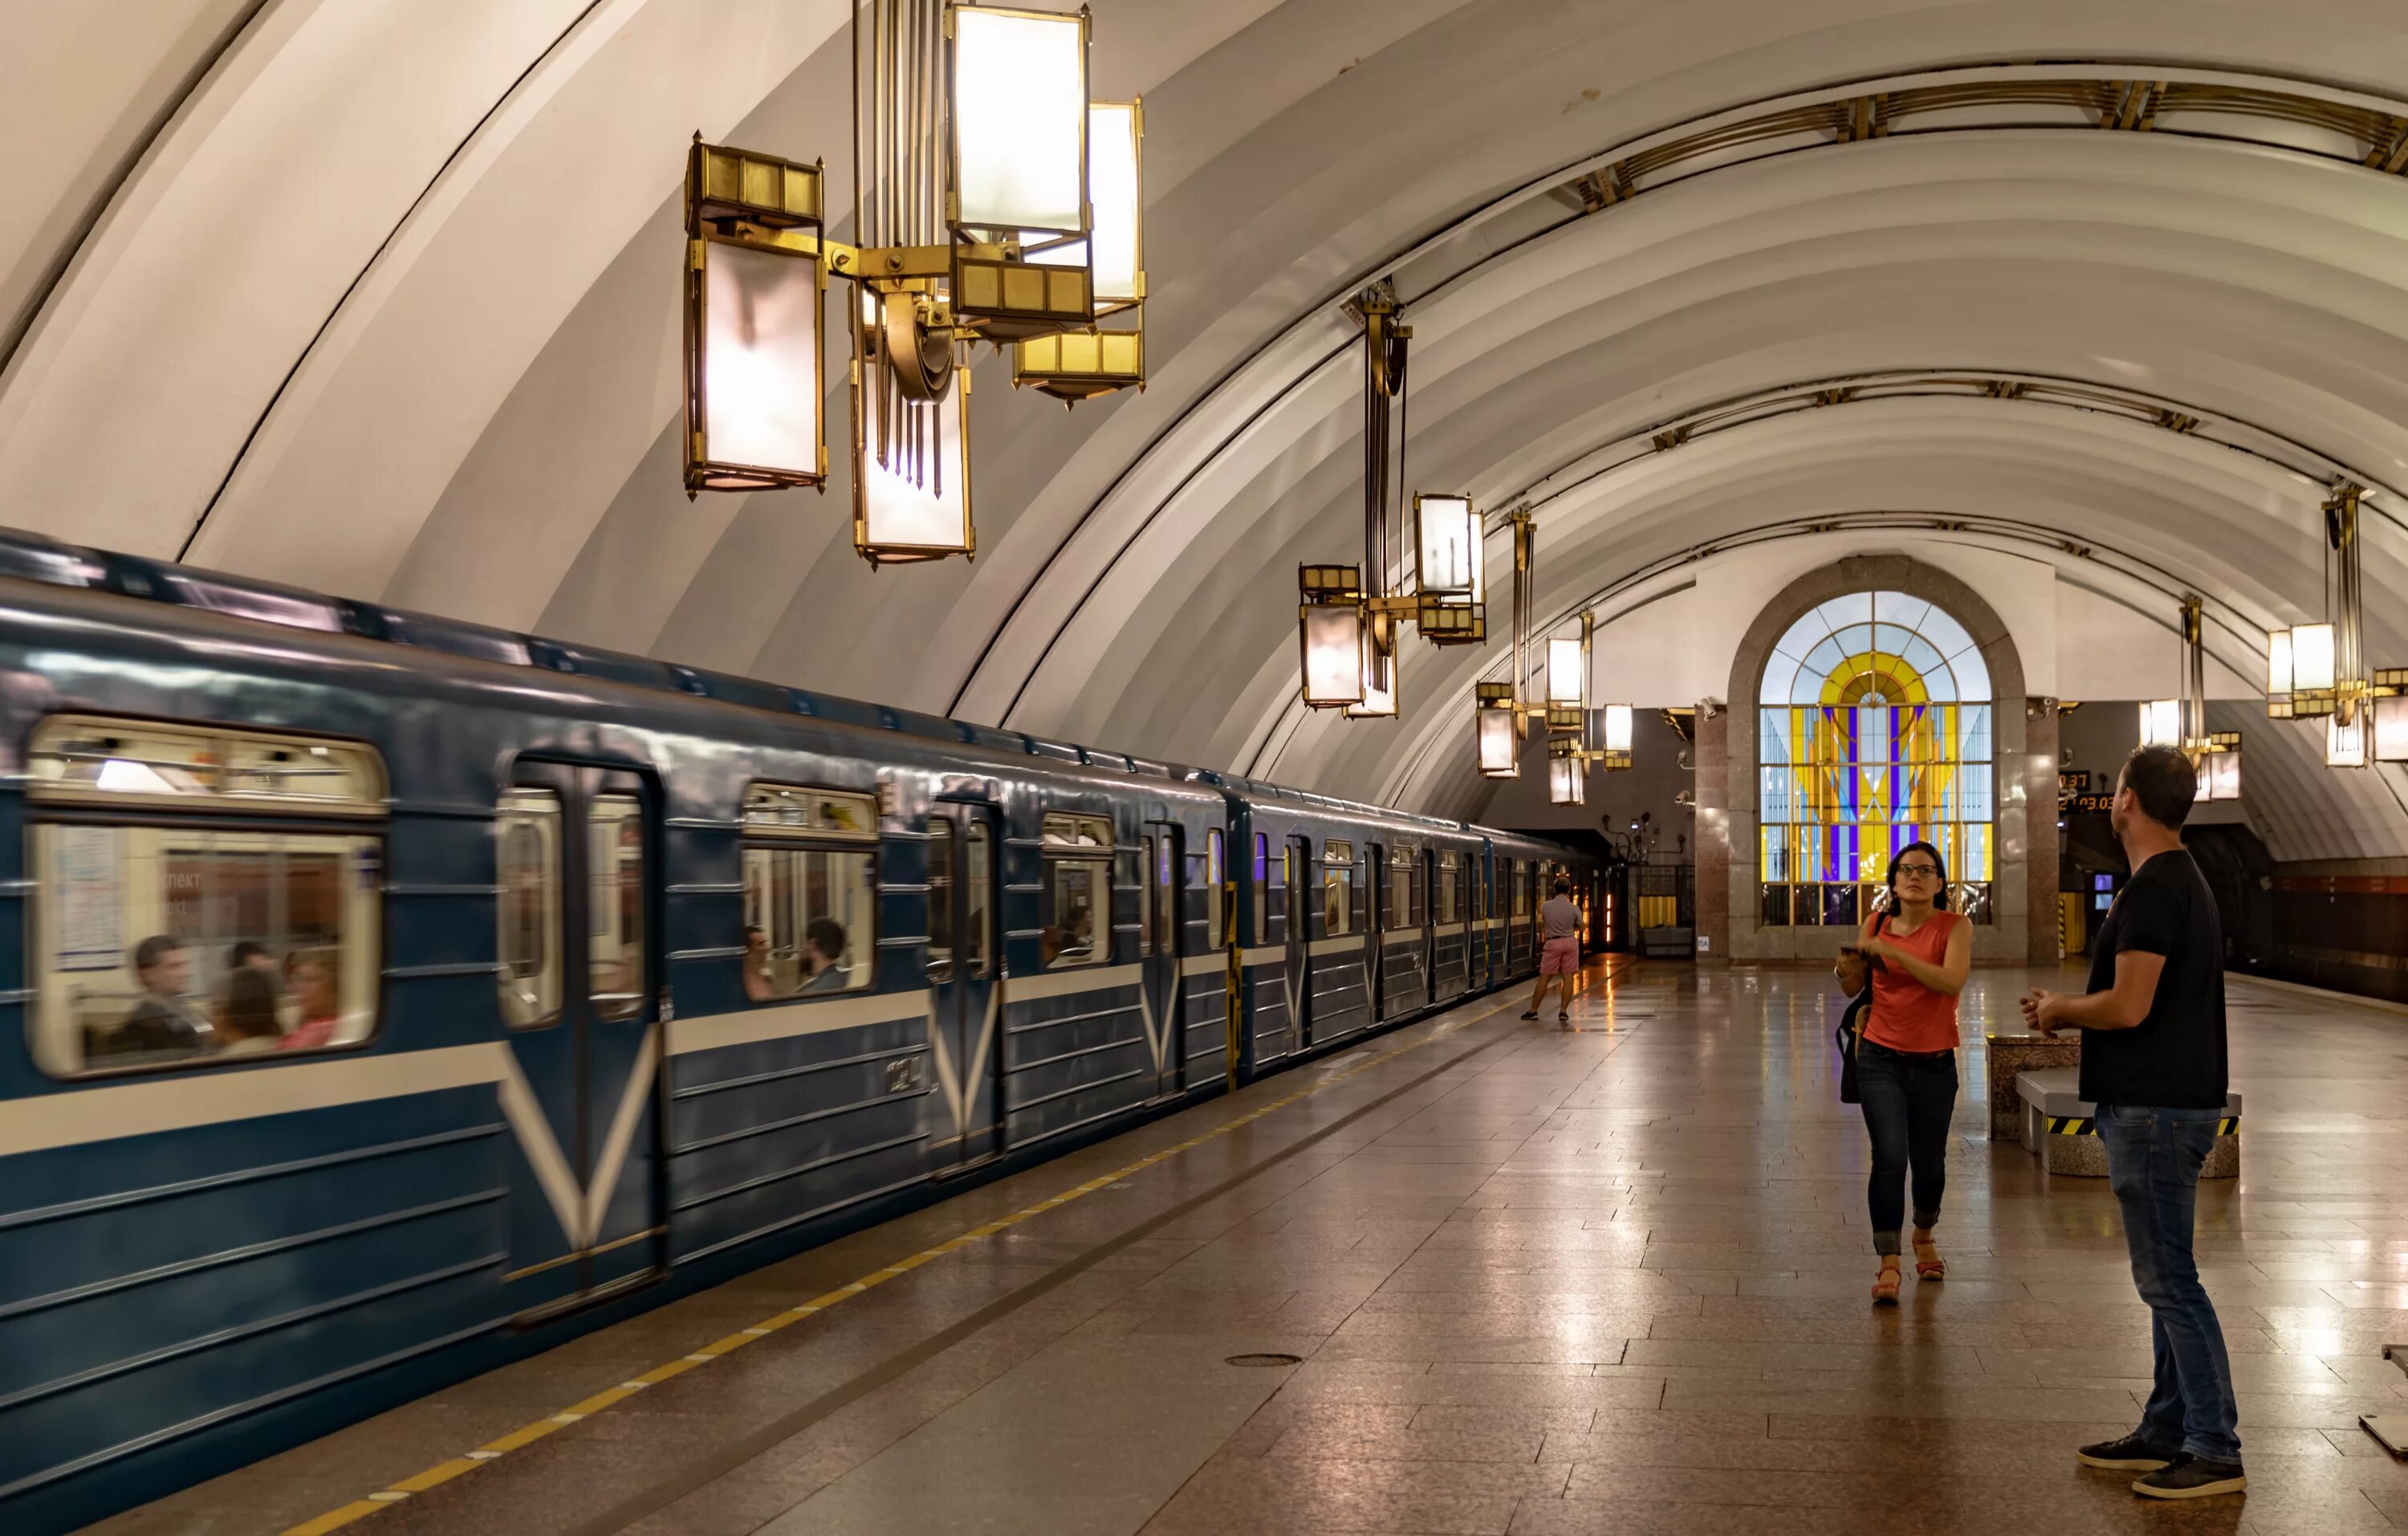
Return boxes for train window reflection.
[30,825,381,1075]
[588,794,646,1018]
[1324,859,1354,937]
[498,788,562,1027]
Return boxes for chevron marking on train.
[283,968,1624,1534]
[927,987,1003,1134]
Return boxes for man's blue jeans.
[2097,1103,2242,1464]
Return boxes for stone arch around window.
[1700,555,2056,965]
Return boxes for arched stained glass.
[1758,590,1993,927]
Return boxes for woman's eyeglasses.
[1893,862,1940,879]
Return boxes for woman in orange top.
[1841,839,1972,1305]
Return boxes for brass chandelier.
[2142,595,2241,798]
[1462,514,1633,797]
[2264,484,2407,766]
[1296,286,1486,717]
[680,2,1149,565]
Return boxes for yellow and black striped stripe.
[2044,1115,2239,1136]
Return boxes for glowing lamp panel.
[703,245,820,477]
[952,7,1088,234]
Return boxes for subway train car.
[0,530,1594,1533]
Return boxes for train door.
[1286,835,1312,1044]
[1141,823,1183,1099]
[498,762,665,1323]
[928,802,1002,1175]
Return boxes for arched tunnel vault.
[10,6,2408,857]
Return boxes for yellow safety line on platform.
[281,976,1603,1535]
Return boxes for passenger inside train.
[112,935,210,1060]
[214,967,284,1058]
[799,918,851,992]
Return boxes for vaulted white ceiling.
[8,0,2408,859]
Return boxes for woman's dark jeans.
[1858,1040,1957,1255]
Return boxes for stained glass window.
[1758,591,1994,926]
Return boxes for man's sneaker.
[2076,1433,2180,1470]
[2132,1454,2247,1499]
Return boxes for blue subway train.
[0,529,1597,1533]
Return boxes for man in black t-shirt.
[2022,744,2242,1501]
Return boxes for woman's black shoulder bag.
[1834,916,1882,1103]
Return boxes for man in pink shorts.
[1523,876,1583,1024]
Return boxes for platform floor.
[98,961,2408,1536]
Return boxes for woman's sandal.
[1871,1260,1902,1306]
[1912,1232,1946,1282]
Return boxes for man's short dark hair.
[231,941,270,967]
[805,917,846,957]
[2121,744,2197,830]
[133,934,182,973]
[1552,877,1571,895]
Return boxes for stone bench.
[2015,1067,2241,1179]
[2367,1347,2407,1457]
[1982,1030,2081,1140]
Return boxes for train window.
[1137,835,1154,957]
[1042,811,1111,847]
[966,823,991,977]
[498,788,562,1027]
[1206,830,1226,949]
[1438,851,1462,924]
[28,715,387,811]
[929,828,954,977]
[1041,811,1110,968]
[745,783,877,841]
[26,717,384,1077]
[742,785,877,999]
[588,794,647,1019]
[1386,845,1418,931]
[1154,838,1176,954]
[1512,860,1530,917]
[1323,840,1354,937]
[925,822,995,981]
[1251,833,1268,947]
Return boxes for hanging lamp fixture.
[1539,611,1636,803]
[1300,283,1414,709]
[2162,595,2243,799]
[2260,485,2407,766]
[680,1,1148,565]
